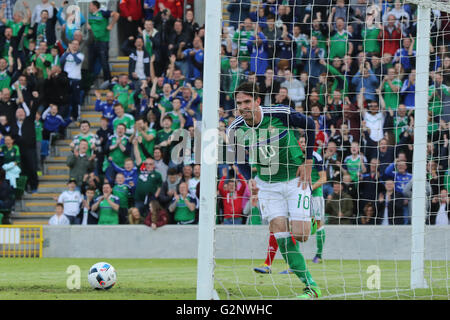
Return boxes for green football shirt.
[361,27,380,54]
[329,30,349,59]
[88,10,111,42]
[383,78,403,111]
[113,184,130,209]
[227,105,314,183]
[97,195,120,225]
[173,196,196,223]
[112,114,135,135]
[137,127,156,159]
[109,135,129,167]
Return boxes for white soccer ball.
[88,262,117,290]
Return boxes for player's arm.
[312,170,327,191]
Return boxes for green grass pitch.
[0,258,447,299]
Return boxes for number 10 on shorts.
[297,194,310,210]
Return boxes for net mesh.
[212,0,449,300]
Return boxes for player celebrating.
[227,82,321,299]
[253,136,327,274]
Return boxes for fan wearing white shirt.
[61,39,84,121]
[430,189,450,225]
[48,203,71,225]
[57,178,83,224]
[358,91,386,161]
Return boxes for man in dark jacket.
[10,102,39,193]
[375,179,404,225]
[44,66,71,119]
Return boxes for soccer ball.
[88,262,117,290]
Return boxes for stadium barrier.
[0,225,43,258]
[42,225,448,260]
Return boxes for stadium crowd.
[0,0,449,226]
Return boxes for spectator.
[133,116,156,160]
[359,202,376,225]
[429,188,450,225]
[96,117,114,174]
[178,35,204,81]
[109,75,135,114]
[70,120,99,156]
[226,0,251,30]
[325,180,354,225]
[92,182,120,225]
[343,141,367,183]
[376,138,395,178]
[138,19,158,57]
[66,139,96,187]
[328,17,353,60]
[258,67,280,106]
[118,0,143,48]
[112,103,135,135]
[155,0,183,20]
[0,168,14,214]
[246,29,268,79]
[153,146,168,180]
[301,35,326,88]
[128,207,145,224]
[358,94,386,161]
[41,104,71,155]
[57,178,83,224]
[280,69,305,107]
[158,167,180,210]
[380,67,402,112]
[95,90,117,128]
[48,203,70,225]
[379,13,402,57]
[233,17,254,61]
[87,0,119,86]
[375,179,404,225]
[400,69,416,110]
[10,105,39,193]
[43,65,71,119]
[0,134,21,188]
[31,0,54,25]
[31,3,57,48]
[79,186,99,224]
[218,165,247,225]
[107,156,138,190]
[133,140,162,215]
[105,123,131,181]
[144,200,168,228]
[168,181,196,224]
[60,39,84,122]
[112,172,131,224]
[122,36,151,87]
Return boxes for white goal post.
[196,0,222,300]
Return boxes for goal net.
[197,0,449,300]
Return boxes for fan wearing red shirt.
[218,166,247,225]
[119,0,144,50]
[155,0,184,19]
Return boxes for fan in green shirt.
[328,19,353,59]
[232,18,254,61]
[111,75,134,112]
[93,183,120,225]
[361,25,381,54]
[382,68,403,111]
[0,59,12,91]
[134,117,156,160]
[168,182,197,224]
[32,43,53,79]
[112,104,135,136]
[0,136,20,166]
[428,73,450,117]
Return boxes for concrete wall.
[43,225,450,260]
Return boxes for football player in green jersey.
[228,82,321,299]
[299,137,327,264]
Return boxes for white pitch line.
[321,288,412,300]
